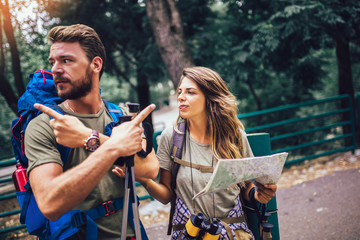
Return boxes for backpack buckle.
[71,211,87,228]
[102,200,116,216]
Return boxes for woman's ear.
[91,56,103,73]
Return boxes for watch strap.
[91,129,99,138]
[84,129,100,152]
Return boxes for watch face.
[86,137,100,152]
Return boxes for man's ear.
[91,57,103,73]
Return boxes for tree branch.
[2,0,25,96]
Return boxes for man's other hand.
[34,103,91,148]
[107,104,156,157]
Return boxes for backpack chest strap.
[173,158,214,173]
[86,197,124,220]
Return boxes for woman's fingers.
[112,166,125,178]
[254,182,277,203]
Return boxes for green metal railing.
[0,157,27,235]
[237,94,357,165]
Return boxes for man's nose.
[51,62,63,75]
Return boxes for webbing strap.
[48,197,147,240]
[219,216,246,224]
[171,123,186,160]
[49,211,98,240]
[102,99,123,123]
[172,223,185,231]
[174,158,214,173]
[86,197,124,220]
[218,219,234,240]
[172,216,246,236]
[168,122,186,235]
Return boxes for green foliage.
[41,0,169,108]
[2,0,360,158]
[99,73,132,104]
[0,96,17,157]
[179,0,360,156]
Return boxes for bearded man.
[25,24,158,239]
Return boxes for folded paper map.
[193,152,288,199]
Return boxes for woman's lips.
[179,105,188,110]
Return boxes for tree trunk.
[137,69,153,125]
[0,73,18,113]
[335,36,355,146]
[0,4,18,114]
[1,0,25,96]
[146,0,194,88]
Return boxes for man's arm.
[29,103,155,221]
[45,105,159,179]
[47,113,109,148]
[47,108,159,179]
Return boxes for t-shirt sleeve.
[156,126,175,172]
[25,113,63,176]
[241,129,254,158]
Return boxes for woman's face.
[177,77,206,121]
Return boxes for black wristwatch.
[84,129,100,152]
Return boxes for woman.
[114,66,277,239]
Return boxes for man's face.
[49,42,93,100]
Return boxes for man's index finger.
[34,103,64,119]
[131,104,156,126]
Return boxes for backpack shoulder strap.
[50,105,70,166]
[51,105,66,115]
[102,99,123,122]
[167,121,186,235]
[170,121,186,190]
[102,99,124,137]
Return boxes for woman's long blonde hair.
[175,66,245,160]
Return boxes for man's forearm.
[31,142,121,221]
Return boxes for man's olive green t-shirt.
[25,103,134,239]
[157,126,254,218]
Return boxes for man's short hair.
[48,24,106,78]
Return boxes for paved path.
[145,168,360,240]
[277,168,360,240]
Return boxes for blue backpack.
[11,70,148,240]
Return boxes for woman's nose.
[178,93,185,102]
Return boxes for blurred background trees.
[0,0,359,156]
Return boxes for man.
[25,24,158,239]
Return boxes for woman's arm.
[242,181,277,204]
[113,167,173,204]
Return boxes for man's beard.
[55,65,93,100]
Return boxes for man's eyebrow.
[48,55,74,61]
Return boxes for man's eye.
[49,62,54,66]
[64,59,71,63]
